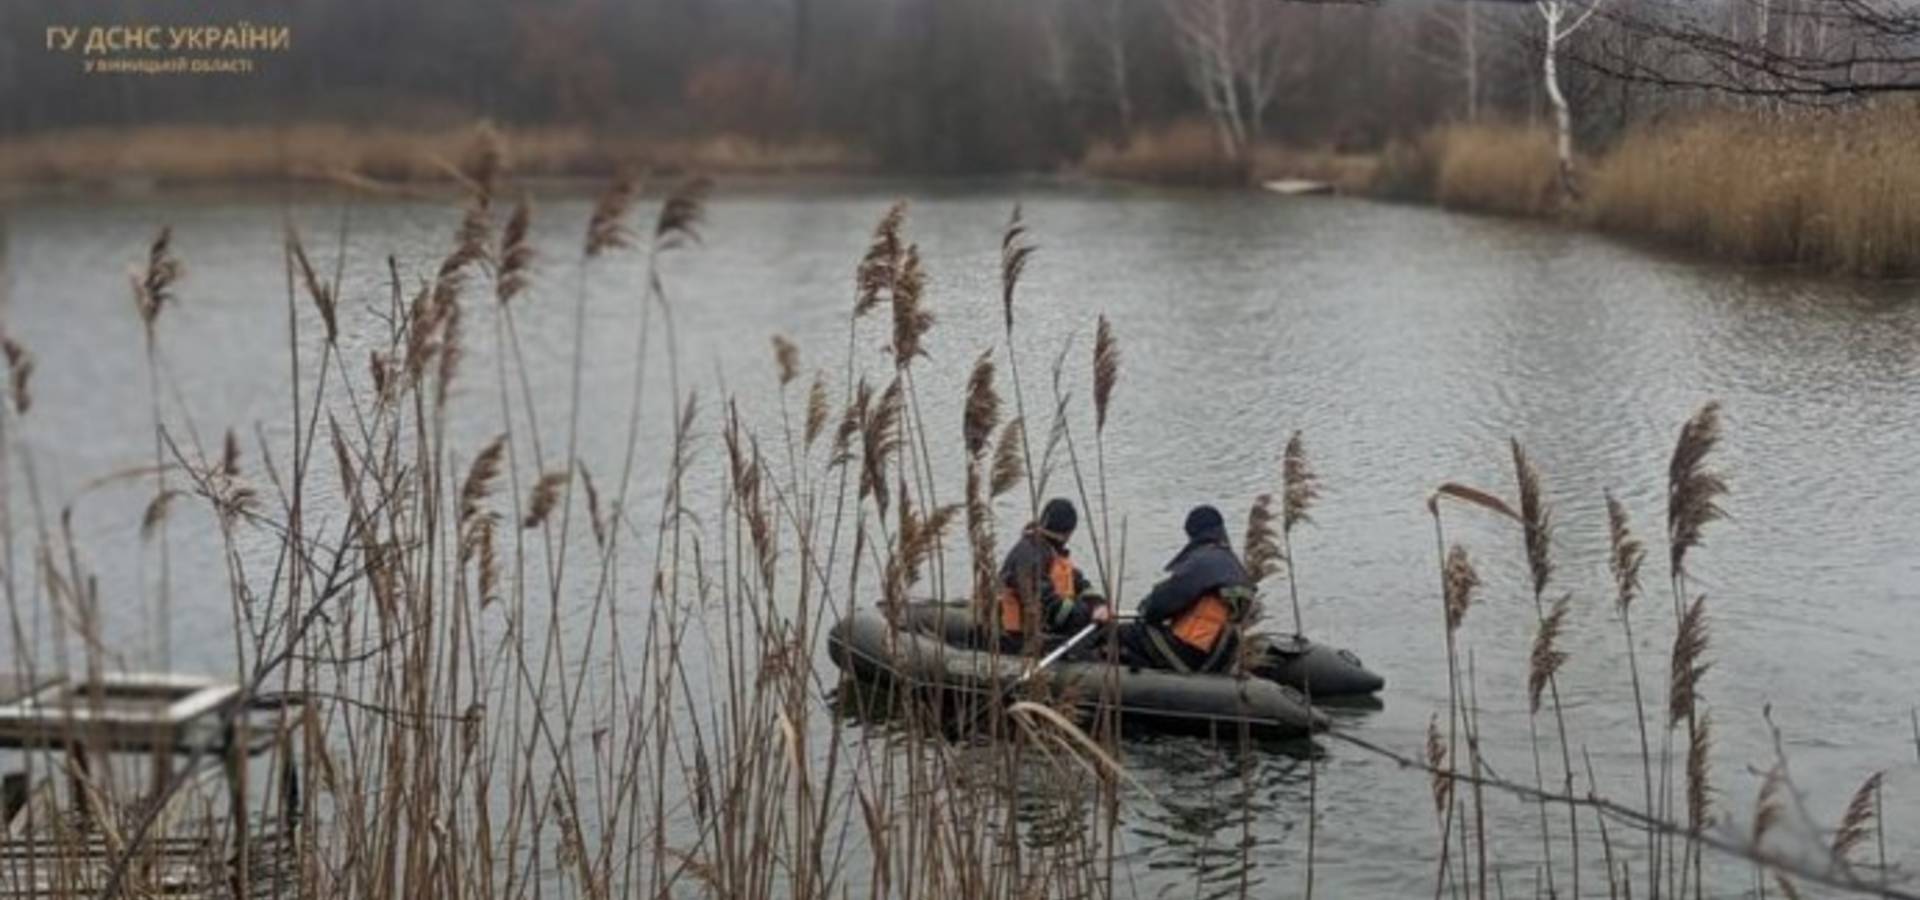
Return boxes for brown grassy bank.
[0,123,866,187]
[1586,111,1920,277]
[1378,110,1920,277]
[1090,108,1920,278]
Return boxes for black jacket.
[1136,523,1251,626]
[998,529,1101,634]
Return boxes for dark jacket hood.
[1166,523,1231,570]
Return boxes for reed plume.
[1093,316,1118,432]
[287,227,338,344]
[1831,771,1883,867]
[1242,494,1281,583]
[585,172,638,258]
[966,463,996,610]
[990,419,1026,499]
[1511,441,1554,596]
[855,202,905,319]
[1442,544,1479,633]
[495,199,533,306]
[2,333,33,414]
[964,351,1000,458]
[654,176,712,251]
[524,469,568,529]
[889,245,931,366]
[131,226,182,327]
[804,373,829,449]
[1606,492,1644,611]
[895,495,960,593]
[1528,595,1569,714]
[1669,594,1710,726]
[1000,205,1034,331]
[1667,402,1727,579]
[1280,431,1317,634]
[772,335,800,388]
[832,379,871,466]
[860,378,904,514]
[1686,711,1713,831]
[460,435,506,525]
[1282,432,1318,532]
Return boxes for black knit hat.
[1183,504,1224,539]
[1040,498,1078,536]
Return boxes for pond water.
[6,178,1918,896]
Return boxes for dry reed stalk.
[1512,440,1580,897]
[1608,490,1660,900]
[1280,431,1317,634]
[997,206,1041,518]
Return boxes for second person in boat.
[1114,504,1260,674]
[993,497,1110,654]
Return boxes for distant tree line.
[0,0,1912,172]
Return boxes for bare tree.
[1578,0,1920,99]
[1164,0,1293,156]
[1536,0,1608,196]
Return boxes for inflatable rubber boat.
[890,601,1384,698]
[827,603,1381,739]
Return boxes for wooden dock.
[1,674,298,899]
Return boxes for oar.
[970,621,1103,733]
[1022,621,1101,680]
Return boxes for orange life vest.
[999,552,1077,634]
[1169,593,1232,652]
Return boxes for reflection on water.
[7,180,1920,895]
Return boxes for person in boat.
[1116,504,1259,674]
[993,497,1110,653]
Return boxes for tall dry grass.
[1426,123,1563,218]
[1586,108,1920,277]
[1080,119,1249,186]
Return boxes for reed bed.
[1586,107,1920,277]
[1080,119,1249,186]
[0,129,1913,900]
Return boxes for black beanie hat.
[1184,504,1224,539]
[1040,498,1078,536]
